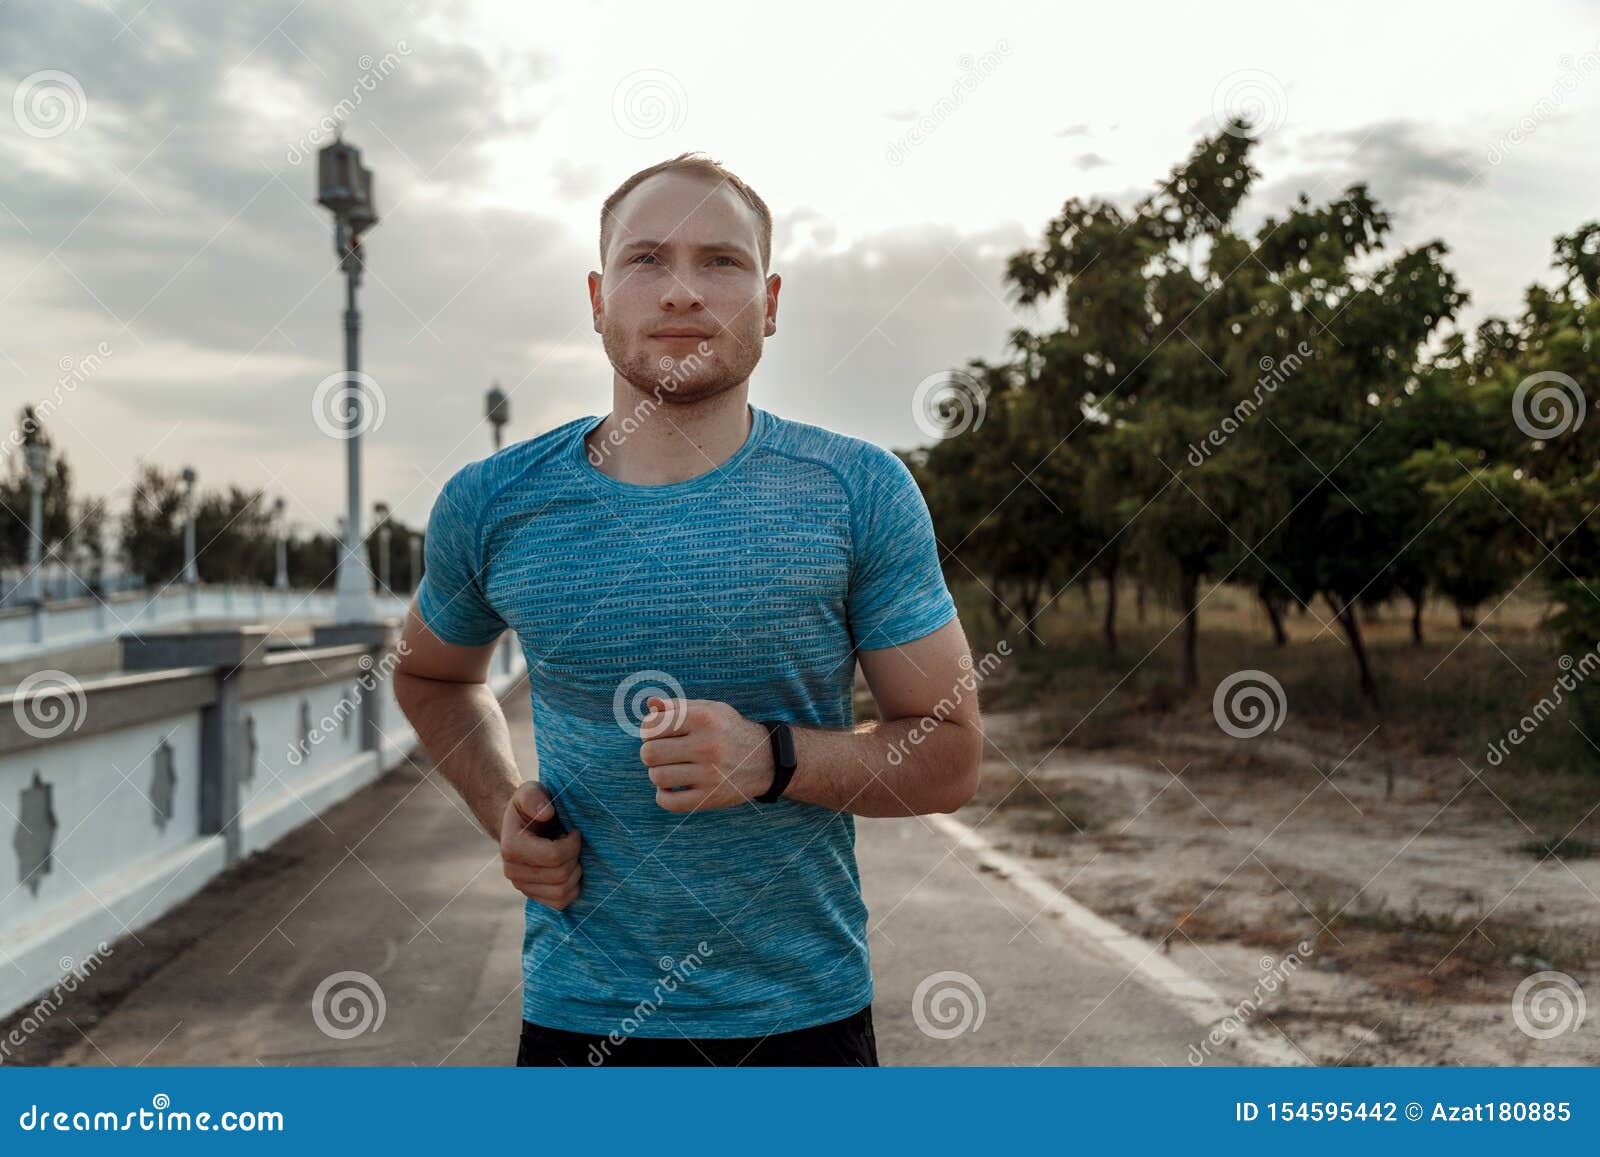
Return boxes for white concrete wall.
[0,638,524,1020]
[0,710,223,1029]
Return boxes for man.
[394,152,983,1067]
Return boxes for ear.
[587,269,604,334]
[764,272,781,337]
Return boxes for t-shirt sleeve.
[846,445,958,651]
[414,464,508,647]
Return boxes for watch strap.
[755,720,796,803]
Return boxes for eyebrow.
[616,239,753,259]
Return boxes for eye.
[632,252,660,264]
[710,255,738,267]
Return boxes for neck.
[586,380,753,485]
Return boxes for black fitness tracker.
[755,720,797,803]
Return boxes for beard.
[601,324,763,406]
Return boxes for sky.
[2,0,1599,538]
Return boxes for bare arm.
[786,618,983,815]
[638,617,985,818]
[393,600,582,909]
[391,601,520,839]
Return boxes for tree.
[999,126,1261,666]
[119,463,189,585]
[0,406,102,592]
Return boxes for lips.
[650,330,714,339]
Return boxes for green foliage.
[917,123,1600,735]
[0,406,107,584]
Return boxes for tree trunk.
[1179,571,1200,690]
[1261,591,1288,647]
[1135,581,1146,624]
[1458,605,1477,631]
[1410,594,1424,646]
[1103,552,1119,658]
[988,579,1009,634]
[1328,592,1379,706]
[1018,583,1040,648]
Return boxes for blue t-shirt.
[414,402,957,1038]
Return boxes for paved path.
[45,685,1237,1067]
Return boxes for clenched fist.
[638,696,776,812]
[499,780,582,910]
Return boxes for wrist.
[753,720,797,803]
[734,715,776,800]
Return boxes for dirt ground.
[964,705,1600,1066]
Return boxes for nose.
[657,272,706,314]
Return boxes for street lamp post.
[486,383,509,451]
[374,501,391,596]
[317,137,380,623]
[274,496,289,590]
[408,532,421,593]
[23,441,46,605]
[181,466,198,585]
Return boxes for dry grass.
[947,576,1600,1027]
[958,577,1600,839]
[1306,895,1600,1002]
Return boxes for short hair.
[599,152,772,273]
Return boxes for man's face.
[590,171,779,405]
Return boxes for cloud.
[761,220,1040,451]
[0,1,1036,529]
[1261,119,1479,215]
[14,4,1544,543]
[0,0,562,528]
[551,158,604,201]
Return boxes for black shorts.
[515,1003,878,1067]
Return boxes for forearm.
[781,717,982,818]
[394,672,523,840]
